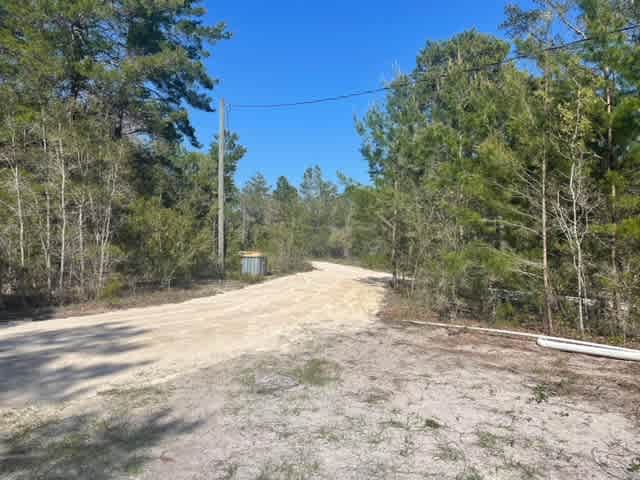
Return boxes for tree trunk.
[391,178,399,288]
[570,164,585,336]
[41,117,52,295]
[98,161,117,293]
[541,61,554,335]
[12,164,25,269]
[58,134,67,294]
[605,70,622,338]
[7,129,26,271]
[78,198,85,295]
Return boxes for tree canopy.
[355,0,640,340]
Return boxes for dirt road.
[2,262,639,479]
[0,262,389,406]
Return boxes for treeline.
[354,0,640,340]
[0,0,359,309]
[0,0,235,306]
[237,167,355,273]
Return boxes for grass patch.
[529,374,583,403]
[291,359,340,386]
[238,368,258,388]
[45,430,91,458]
[2,417,139,478]
[504,458,540,479]
[457,466,483,480]
[316,426,342,443]
[629,457,640,473]
[475,430,501,452]
[530,383,555,404]
[399,434,416,457]
[367,428,387,445]
[98,385,167,409]
[255,456,320,480]
[1,404,198,480]
[475,429,514,454]
[125,455,148,476]
[220,463,239,479]
[435,442,465,462]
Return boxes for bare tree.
[552,88,598,335]
[0,119,26,270]
[56,126,67,294]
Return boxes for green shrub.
[100,276,125,301]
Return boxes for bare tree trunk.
[98,161,117,293]
[9,130,25,269]
[553,88,594,338]
[569,164,585,335]
[78,198,85,295]
[57,133,67,294]
[44,183,52,294]
[576,247,585,334]
[13,174,25,269]
[542,63,554,335]
[391,178,399,288]
[542,133,554,333]
[605,70,623,338]
[41,117,52,294]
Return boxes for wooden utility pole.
[217,98,225,278]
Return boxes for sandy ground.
[0,262,387,406]
[1,262,639,480]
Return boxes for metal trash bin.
[240,251,268,276]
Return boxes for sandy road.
[0,262,389,407]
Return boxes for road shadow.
[0,305,58,323]
[0,322,151,405]
[1,404,202,479]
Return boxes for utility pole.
[217,98,225,278]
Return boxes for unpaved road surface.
[2,262,639,480]
[0,262,388,406]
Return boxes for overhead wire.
[230,24,639,110]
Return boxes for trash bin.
[240,251,268,276]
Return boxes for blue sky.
[189,0,530,188]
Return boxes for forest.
[1,0,639,341]
[356,1,640,340]
[0,1,354,309]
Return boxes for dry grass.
[1,279,248,323]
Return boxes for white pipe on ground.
[536,335,640,353]
[407,320,640,362]
[536,338,640,362]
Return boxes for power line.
[233,86,390,109]
[231,24,638,110]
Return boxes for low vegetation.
[530,383,556,404]
[291,358,341,386]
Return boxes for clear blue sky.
[189,0,531,188]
